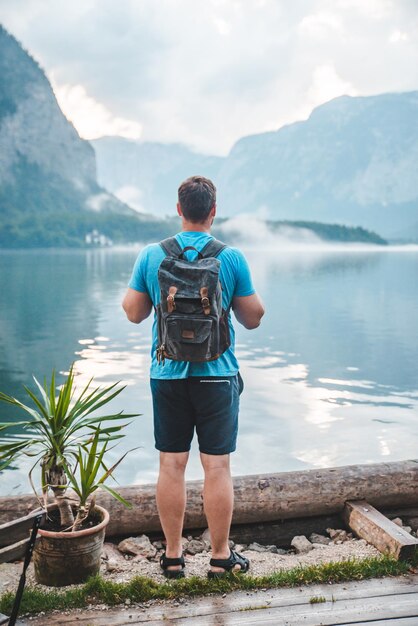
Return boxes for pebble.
[186,539,206,555]
[118,535,157,559]
[247,542,268,553]
[309,532,331,545]
[291,535,313,554]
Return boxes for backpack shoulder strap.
[159,236,183,258]
[200,238,227,259]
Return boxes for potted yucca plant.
[0,365,138,586]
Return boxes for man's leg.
[156,451,189,571]
[200,452,239,573]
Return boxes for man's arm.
[122,288,153,324]
[232,293,265,330]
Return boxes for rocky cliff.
[217,92,418,239]
[0,25,152,246]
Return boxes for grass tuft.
[0,554,414,618]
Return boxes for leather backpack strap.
[159,236,183,257]
[200,238,228,259]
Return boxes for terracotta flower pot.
[33,504,109,586]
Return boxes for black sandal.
[160,552,185,579]
[208,549,250,579]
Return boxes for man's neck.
[181,219,212,233]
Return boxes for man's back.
[128,230,256,379]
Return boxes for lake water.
[0,245,417,496]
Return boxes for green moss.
[0,554,413,618]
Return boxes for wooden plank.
[2,459,418,537]
[21,591,418,625]
[20,575,418,625]
[361,615,417,626]
[0,537,30,564]
[0,509,46,547]
[343,500,418,560]
[170,595,418,625]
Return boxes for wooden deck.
[19,573,418,625]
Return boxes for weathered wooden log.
[343,500,418,560]
[0,459,417,537]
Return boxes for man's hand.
[122,288,153,323]
[232,293,265,329]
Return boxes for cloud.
[306,64,358,109]
[389,30,409,43]
[0,0,417,154]
[115,185,144,212]
[298,12,343,39]
[52,82,142,140]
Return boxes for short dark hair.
[178,176,216,223]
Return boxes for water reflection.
[0,247,417,495]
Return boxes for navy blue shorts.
[150,373,244,455]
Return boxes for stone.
[118,535,157,559]
[105,561,121,573]
[228,539,235,549]
[201,528,211,545]
[392,517,403,527]
[403,526,413,534]
[265,545,279,553]
[102,542,125,562]
[309,533,331,545]
[326,528,349,543]
[152,540,165,551]
[186,539,206,555]
[311,543,328,549]
[291,535,313,554]
[247,542,268,553]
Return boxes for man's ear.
[177,202,183,217]
[211,203,217,219]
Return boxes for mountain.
[217,92,418,240]
[92,137,223,217]
[0,24,163,247]
[93,92,418,240]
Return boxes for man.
[122,175,264,578]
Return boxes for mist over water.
[218,214,323,247]
[0,245,417,495]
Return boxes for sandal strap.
[160,553,185,568]
[209,550,248,571]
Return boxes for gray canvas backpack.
[156,236,231,364]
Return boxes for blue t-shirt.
[128,231,255,379]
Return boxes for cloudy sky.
[0,0,417,154]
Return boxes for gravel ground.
[0,532,383,594]
[100,539,382,583]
